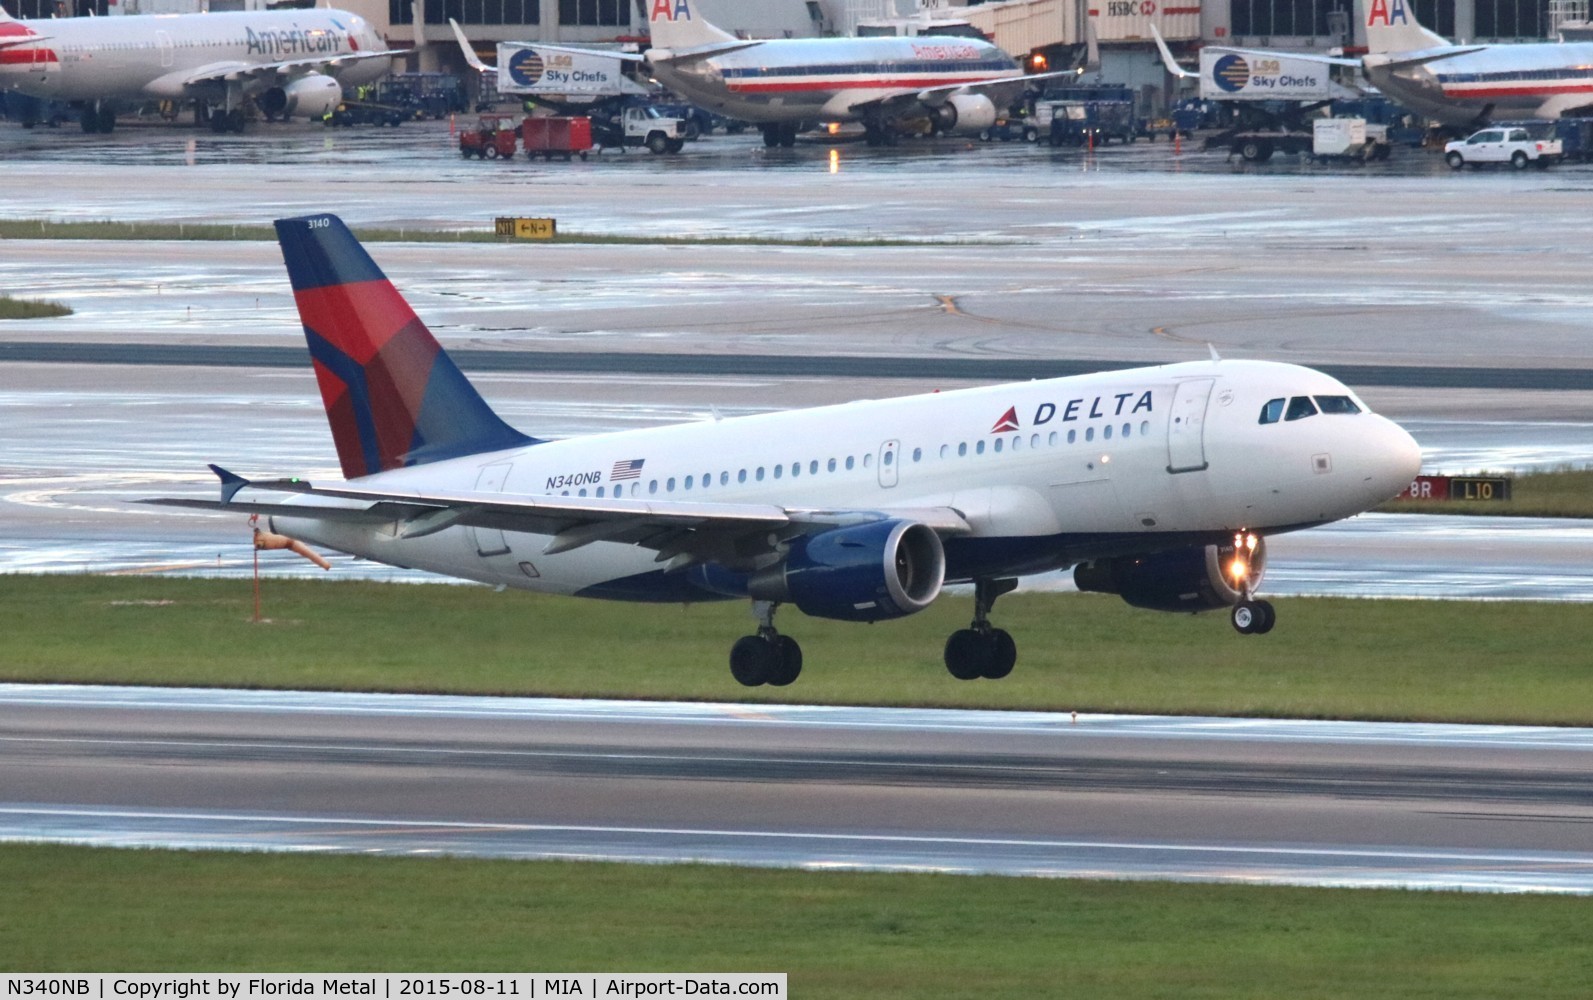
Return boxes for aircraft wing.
[1364,45,1487,70]
[141,467,972,570]
[1149,24,1359,75]
[845,69,1074,119]
[181,48,400,86]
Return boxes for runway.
[3,685,1591,893]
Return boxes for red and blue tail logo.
[274,214,535,480]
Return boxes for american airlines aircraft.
[147,215,1422,688]
[1360,0,1593,126]
[0,5,393,133]
[641,0,1062,147]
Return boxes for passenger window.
[911,448,921,463]
[1140,420,1150,435]
[1048,431,1057,446]
[578,488,587,497]
[738,469,747,483]
[1285,396,1318,421]
[597,487,605,497]
[1085,427,1094,442]
[957,442,967,457]
[883,451,893,466]
[667,477,676,492]
[648,480,658,494]
[1122,423,1131,438]
[791,462,800,477]
[1314,395,1362,415]
[863,453,872,468]
[773,465,782,479]
[993,438,1004,453]
[828,458,837,472]
[1259,398,1285,424]
[1103,425,1113,440]
[940,444,949,459]
[1031,433,1040,449]
[720,471,729,486]
[845,456,855,470]
[810,460,819,474]
[684,476,693,490]
[976,440,985,455]
[1066,429,1075,444]
[756,467,765,481]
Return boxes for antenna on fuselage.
[1208,343,1222,362]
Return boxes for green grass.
[4,575,1592,724]
[1383,467,1593,519]
[0,218,939,248]
[0,293,72,319]
[4,844,1590,996]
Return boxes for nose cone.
[1371,415,1423,501]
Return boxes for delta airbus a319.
[147,215,1422,687]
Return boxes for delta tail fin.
[1362,0,1450,53]
[646,0,737,51]
[273,214,536,481]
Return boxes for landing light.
[1230,559,1248,581]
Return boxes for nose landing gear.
[944,577,1019,680]
[1226,531,1275,634]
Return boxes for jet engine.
[929,94,998,134]
[1073,536,1267,613]
[259,74,342,120]
[748,519,945,622]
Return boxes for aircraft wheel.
[943,629,988,681]
[1511,150,1529,170]
[1231,600,1273,635]
[766,635,803,687]
[729,635,775,687]
[761,125,781,148]
[1252,600,1276,635]
[983,629,1017,679]
[1445,151,1464,169]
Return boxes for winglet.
[210,464,250,505]
[1208,343,1222,362]
[448,18,491,72]
[1149,24,1194,80]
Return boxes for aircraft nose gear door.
[877,440,900,488]
[469,462,513,557]
[1166,378,1214,474]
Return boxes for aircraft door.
[469,462,513,557]
[1166,378,1214,473]
[156,30,175,68]
[877,439,899,488]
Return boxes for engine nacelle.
[260,74,342,120]
[749,520,945,622]
[930,94,998,134]
[1074,536,1268,613]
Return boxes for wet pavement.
[2,117,1591,597]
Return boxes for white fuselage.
[1365,43,1593,126]
[646,36,1023,124]
[0,9,387,103]
[271,359,1420,601]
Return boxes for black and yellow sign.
[1449,476,1511,502]
[494,217,557,240]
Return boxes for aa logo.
[1366,0,1409,27]
[651,0,691,20]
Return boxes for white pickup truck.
[1443,127,1563,170]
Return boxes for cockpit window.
[1314,395,1362,415]
[1258,398,1285,424]
[1284,396,1318,421]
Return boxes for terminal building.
[7,0,1579,114]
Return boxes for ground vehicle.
[976,117,1037,142]
[1443,127,1563,169]
[1310,118,1392,163]
[459,114,519,160]
[591,105,688,154]
[520,116,593,161]
[1042,99,1140,147]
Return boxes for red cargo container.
[520,116,593,161]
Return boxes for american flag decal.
[611,458,646,481]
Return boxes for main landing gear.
[729,600,802,687]
[944,577,1019,681]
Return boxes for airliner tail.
[647,0,737,50]
[273,214,536,480]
